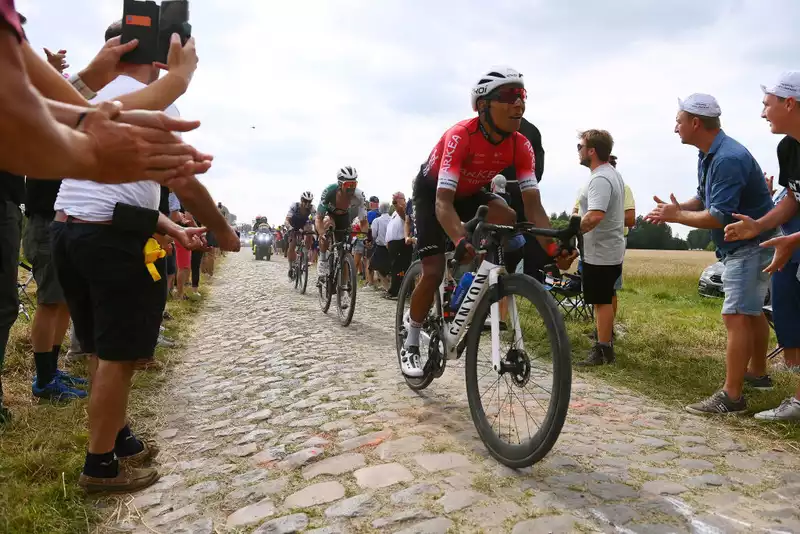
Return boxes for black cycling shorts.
[412,174,505,259]
[324,213,351,243]
[289,214,311,231]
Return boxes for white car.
[698,261,724,298]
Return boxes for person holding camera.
[48,18,228,494]
[0,4,212,424]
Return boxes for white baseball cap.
[678,93,722,117]
[761,71,800,99]
[492,174,507,194]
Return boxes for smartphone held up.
[121,0,191,65]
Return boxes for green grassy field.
[0,264,215,534]
[568,249,800,447]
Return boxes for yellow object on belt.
[144,238,167,281]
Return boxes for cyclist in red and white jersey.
[401,66,557,377]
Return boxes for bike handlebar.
[453,205,582,264]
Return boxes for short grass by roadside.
[0,262,217,534]
[567,249,800,447]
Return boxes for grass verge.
[0,261,218,534]
[564,251,800,447]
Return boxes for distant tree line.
[548,212,713,251]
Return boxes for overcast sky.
[18,0,799,235]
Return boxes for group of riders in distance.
[254,66,583,469]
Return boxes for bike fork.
[488,269,526,371]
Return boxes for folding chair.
[540,263,594,321]
[17,261,36,321]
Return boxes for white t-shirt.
[54,75,180,221]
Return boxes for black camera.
[120,0,191,65]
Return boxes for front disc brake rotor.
[505,349,531,387]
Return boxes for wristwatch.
[68,73,97,100]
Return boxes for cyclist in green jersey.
[315,166,368,280]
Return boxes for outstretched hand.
[724,213,762,242]
[645,194,681,224]
[761,234,797,274]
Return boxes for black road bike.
[289,230,315,295]
[318,228,358,327]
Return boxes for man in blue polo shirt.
[647,93,774,415]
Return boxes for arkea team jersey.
[317,184,367,220]
[286,202,316,229]
[420,117,538,198]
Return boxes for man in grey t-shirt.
[574,129,625,366]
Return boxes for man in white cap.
[646,94,775,415]
[725,71,800,421]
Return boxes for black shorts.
[23,214,65,305]
[166,247,177,276]
[371,245,390,275]
[51,222,167,361]
[412,174,504,259]
[582,262,623,305]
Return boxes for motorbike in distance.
[253,229,274,261]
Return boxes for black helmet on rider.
[471,66,526,139]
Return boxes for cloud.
[18,0,800,235]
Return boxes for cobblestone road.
[113,252,800,534]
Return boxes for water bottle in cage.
[451,272,475,311]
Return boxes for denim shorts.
[353,238,365,255]
[721,244,773,316]
[771,260,800,348]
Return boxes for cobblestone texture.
[111,253,800,533]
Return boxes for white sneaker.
[754,397,800,421]
[400,347,424,378]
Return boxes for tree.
[686,229,712,250]
[557,211,570,221]
[626,216,689,250]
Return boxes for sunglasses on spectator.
[489,86,527,105]
[577,143,586,151]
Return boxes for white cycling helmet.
[337,166,358,182]
[301,191,313,202]
[471,66,525,112]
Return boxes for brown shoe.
[78,464,159,494]
[118,440,160,467]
